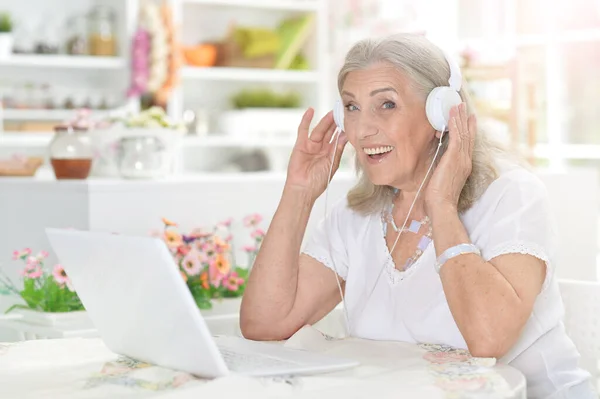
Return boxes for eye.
[345,103,359,112]
[382,101,396,109]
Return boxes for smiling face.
[341,62,436,190]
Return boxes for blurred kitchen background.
[0,0,598,282]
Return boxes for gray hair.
[339,33,517,215]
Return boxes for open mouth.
[363,146,394,162]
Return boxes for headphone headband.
[442,48,462,92]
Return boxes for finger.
[451,104,464,139]
[447,113,460,154]
[459,103,469,141]
[309,111,335,143]
[296,108,315,145]
[467,114,477,156]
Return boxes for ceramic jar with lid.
[48,125,94,179]
[117,136,170,179]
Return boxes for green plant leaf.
[5,304,31,314]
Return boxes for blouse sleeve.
[301,198,350,280]
[479,169,557,289]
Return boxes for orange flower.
[200,271,209,290]
[164,230,183,248]
[162,217,177,227]
[213,253,230,275]
[213,236,230,252]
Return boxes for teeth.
[363,146,394,155]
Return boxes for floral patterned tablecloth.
[0,326,525,399]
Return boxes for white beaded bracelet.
[435,243,481,273]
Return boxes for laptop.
[45,228,359,378]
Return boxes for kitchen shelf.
[0,55,125,69]
[184,0,320,12]
[184,135,296,147]
[181,67,319,83]
[0,133,52,147]
[3,109,117,121]
[0,132,297,148]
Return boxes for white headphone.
[333,47,462,133]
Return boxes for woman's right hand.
[285,108,348,202]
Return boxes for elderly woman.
[240,34,594,398]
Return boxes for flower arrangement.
[158,214,265,310]
[0,249,84,313]
[241,213,265,268]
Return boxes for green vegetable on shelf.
[233,27,280,59]
[231,89,301,109]
[275,14,314,70]
[0,13,12,33]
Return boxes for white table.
[0,327,526,399]
[0,311,241,341]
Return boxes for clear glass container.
[48,125,94,179]
[117,136,169,179]
[88,5,117,56]
[65,15,88,55]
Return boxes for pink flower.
[243,213,262,227]
[208,262,224,288]
[218,218,233,228]
[52,264,70,286]
[242,245,257,253]
[21,264,43,279]
[223,272,245,291]
[26,256,40,268]
[201,241,215,254]
[37,251,49,260]
[12,248,32,260]
[181,250,203,276]
[197,251,208,265]
[27,268,43,279]
[224,234,233,242]
[177,246,190,257]
[251,228,265,239]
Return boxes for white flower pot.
[0,33,13,59]
[200,297,242,336]
[218,108,304,139]
[14,309,92,328]
[201,297,242,317]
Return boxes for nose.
[355,111,379,141]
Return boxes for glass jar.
[117,136,169,179]
[48,125,94,180]
[65,15,88,55]
[88,6,117,56]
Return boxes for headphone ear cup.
[333,100,345,132]
[425,86,462,132]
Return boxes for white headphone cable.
[324,127,351,338]
[323,128,446,333]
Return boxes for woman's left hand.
[425,102,476,212]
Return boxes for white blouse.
[302,165,591,399]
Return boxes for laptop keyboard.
[218,346,300,372]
